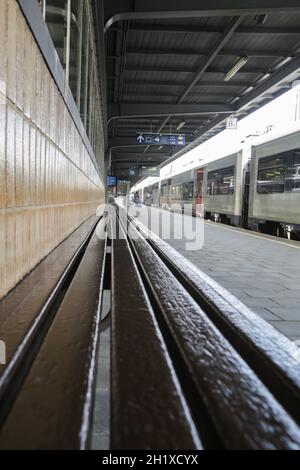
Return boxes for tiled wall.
[0,0,105,299]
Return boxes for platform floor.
[133,206,300,342]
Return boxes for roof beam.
[124,48,288,58]
[127,24,300,36]
[113,156,170,162]
[115,121,206,127]
[108,103,234,121]
[122,91,233,99]
[178,17,243,103]
[160,55,300,168]
[114,156,169,161]
[114,118,207,124]
[125,65,266,74]
[104,0,300,31]
[109,137,190,147]
[115,127,202,133]
[122,79,251,88]
[148,17,242,140]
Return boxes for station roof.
[96,1,300,183]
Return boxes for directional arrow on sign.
[134,133,186,146]
[137,133,145,143]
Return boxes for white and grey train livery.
[138,125,300,239]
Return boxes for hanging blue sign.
[107,175,117,187]
[136,133,186,146]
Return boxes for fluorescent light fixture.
[244,86,254,94]
[176,121,185,131]
[260,72,271,82]
[224,56,249,82]
[255,14,268,25]
[277,56,292,68]
[230,96,240,104]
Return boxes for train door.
[158,180,161,206]
[167,179,171,208]
[195,167,205,217]
[242,170,250,228]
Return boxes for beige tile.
[35,51,42,130]
[35,131,41,205]
[30,41,38,124]
[29,126,36,205]
[5,210,16,293]
[23,28,32,119]
[16,7,25,111]
[38,134,45,205]
[7,0,17,103]
[15,112,23,207]
[0,211,6,299]
[22,209,30,276]
[49,81,57,143]
[6,105,15,208]
[23,119,30,206]
[0,0,7,96]
[41,62,50,135]
[15,209,24,282]
[0,100,6,208]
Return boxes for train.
[135,124,300,240]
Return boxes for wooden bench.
[1,204,300,450]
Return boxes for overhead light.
[176,121,185,131]
[244,86,254,94]
[224,56,249,82]
[277,56,292,68]
[230,96,240,104]
[158,145,163,150]
[259,72,271,82]
[255,14,268,25]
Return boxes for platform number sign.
[226,117,238,130]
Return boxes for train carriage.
[133,123,300,240]
[203,151,249,226]
[248,127,300,238]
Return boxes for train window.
[290,151,300,191]
[207,166,235,196]
[160,183,168,197]
[171,185,183,198]
[183,181,194,200]
[257,156,285,194]
[257,151,300,193]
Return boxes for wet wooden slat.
[0,223,106,450]
[0,215,98,382]
[111,224,201,450]
[131,217,300,426]
[127,220,300,449]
